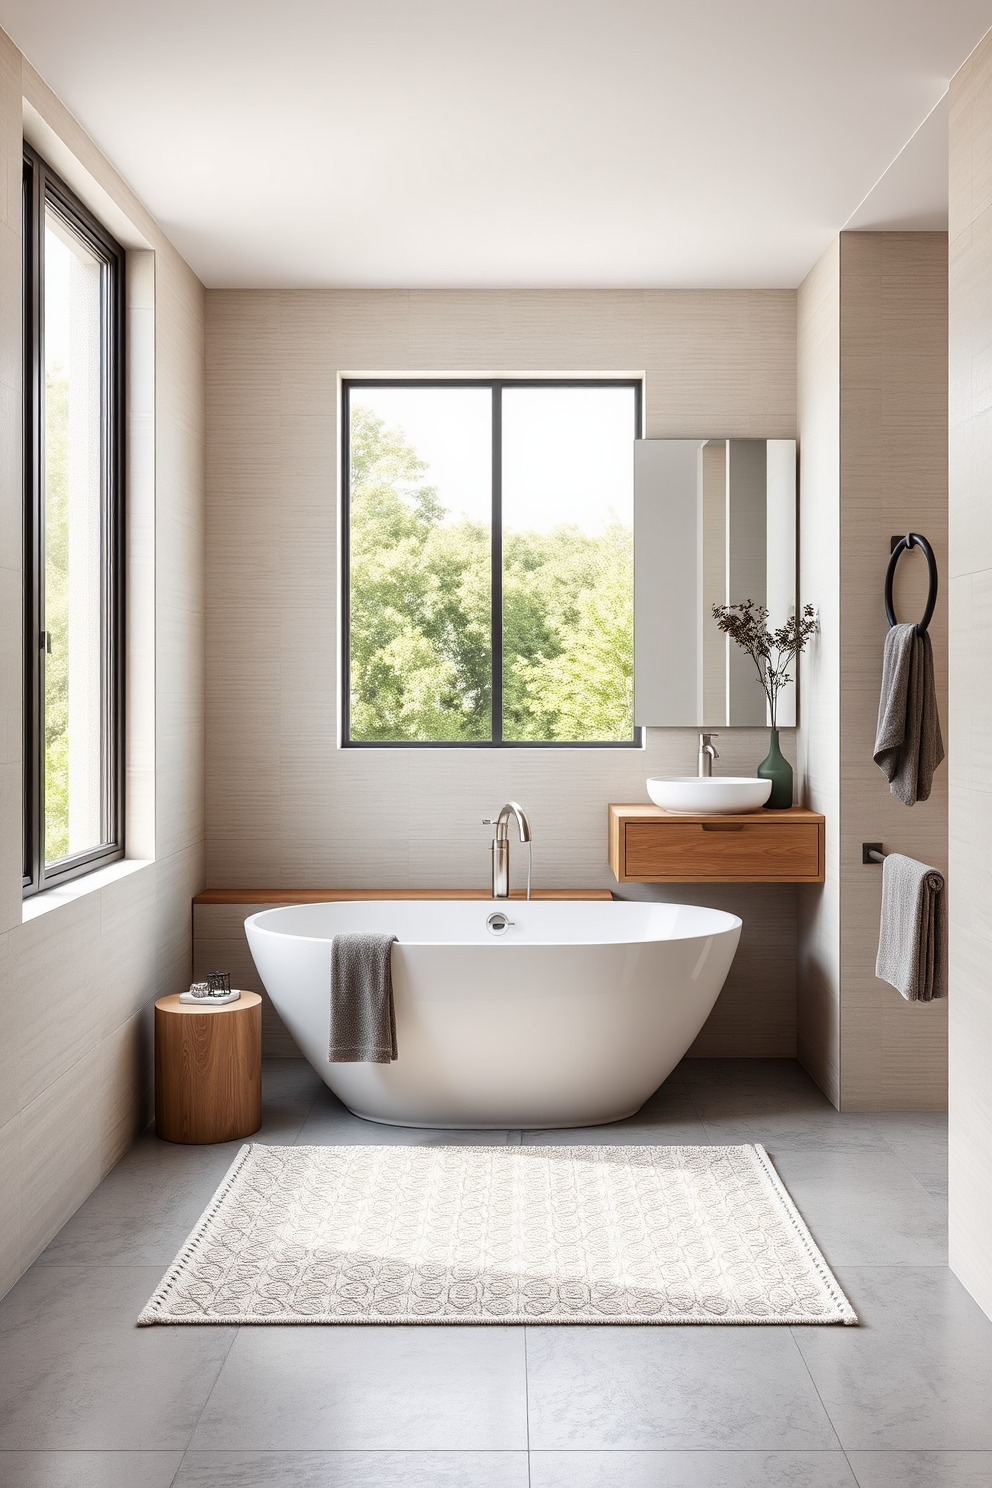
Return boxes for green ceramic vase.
[757,728,793,810]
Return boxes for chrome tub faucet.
[483,802,532,899]
[698,733,719,777]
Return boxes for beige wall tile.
[18,1009,151,1269]
[0,47,206,1299]
[0,1113,20,1299]
[193,903,300,1056]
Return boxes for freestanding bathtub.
[245,899,741,1129]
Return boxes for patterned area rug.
[138,1143,856,1326]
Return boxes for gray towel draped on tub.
[329,933,398,1062]
[875,853,947,1003]
[874,622,944,806]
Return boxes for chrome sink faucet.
[698,733,719,777]
[482,802,532,900]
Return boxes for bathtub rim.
[245,897,743,949]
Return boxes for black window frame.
[23,144,126,896]
[341,376,643,749]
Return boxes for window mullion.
[491,384,502,746]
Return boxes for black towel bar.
[884,533,938,635]
[862,842,886,864]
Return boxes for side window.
[23,146,125,895]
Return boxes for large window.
[23,147,124,895]
[342,379,641,746]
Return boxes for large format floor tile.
[0,1266,236,1450]
[846,1450,992,1486]
[530,1450,860,1487]
[867,1112,949,1196]
[525,1326,841,1451]
[794,1268,992,1451]
[172,1450,530,1486]
[189,1326,528,1451]
[768,1149,948,1266]
[0,1451,184,1488]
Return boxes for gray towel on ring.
[875,853,946,1002]
[329,933,398,1062]
[873,623,944,806]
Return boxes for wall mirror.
[634,439,797,727]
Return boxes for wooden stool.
[154,992,262,1144]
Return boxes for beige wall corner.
[797,231,949,1112]
[838,230,948,1111]
[949,28,992,1323]
[797,237,842,1106]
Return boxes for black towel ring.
[884,532,938,635]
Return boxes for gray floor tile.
[522,1118,709,1145]
[768,1150,948,1265]
[521,1126,710,1146]
[189,1326,528,1451]
[868,1113,949,1188]
[794,1267,992,1450]
[39,1150,234,1267]
[260,1058,324,1103]
[521,1081,710,1145]
[525,1327,840,1451]
[38,1134,246,1266]
[0,1266,236,1450]
[847,1450,992,1486]
[530,1451,860,1487]
[681,1060,825,1095]
[704,1114,891,1155]
[0,1452,184,1488]
[295,1100,511,1145]
[174,1450,529,1486]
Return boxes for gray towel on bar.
[874,623,944,806]
[875,853,947,1002]
[329,933,398,1062]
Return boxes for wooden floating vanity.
[608,804,825,884]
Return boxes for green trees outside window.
[345,382,639,747]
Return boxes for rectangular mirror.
[634,439,797,727]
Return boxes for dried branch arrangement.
[712,601,817,727]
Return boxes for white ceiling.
[0,1,989,289]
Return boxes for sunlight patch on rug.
[138,1143,856,1326]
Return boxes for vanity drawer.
[609,805,825,883]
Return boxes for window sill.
[22,857,153,922]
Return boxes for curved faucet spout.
[496,801,531,844]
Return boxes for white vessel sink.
[646,777,772,814]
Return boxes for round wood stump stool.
[155,992,262,1144]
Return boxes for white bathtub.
[245,899,741,1129]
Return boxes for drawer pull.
[701,823,745,831]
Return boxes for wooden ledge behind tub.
[608,804,825,884]
[193,887,613,905]
[192,888,611,1058]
